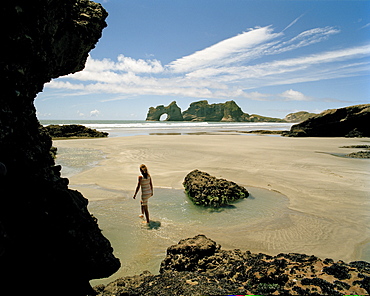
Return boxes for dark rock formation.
[182,100,245,122]
[94,235,370,296]
[284,111,317,123]
[0,1,119,295]
[340,145,370,158]
[146,100,285,122]
[146,101,184,121]
[242,130,285,135]
[183,170,249,207]
[283,104,370,137]
[44,124,108,138]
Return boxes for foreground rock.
[183,170,249,207]
[95,235,370,296]
[0,1,119,295]
[44,124,108,138]
[283,104,370,137]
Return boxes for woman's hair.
[140,164,150,179]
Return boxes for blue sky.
[35,0,370,120]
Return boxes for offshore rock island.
[146,100,303,122]
[146,101,370,138]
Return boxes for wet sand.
[54,135,370,263]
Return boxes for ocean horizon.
[40,119,294,137]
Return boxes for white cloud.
[268,26,340,55]
[168,26,282,73]
[90,109,100,117]
[81,54,164,74]
[45,25,370,103]
[360,23,370,30]
[279,89,312,101]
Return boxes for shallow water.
[55,147,105,178]
[89,187,289,285]
[42,120,293,137]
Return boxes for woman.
[133,164,153,223]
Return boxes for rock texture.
[283,104,370,137]
[0,1,119,295]
[146,101,184,121]
[94,235,370,296]
[146,100,285,122]
[45,124,109,138]
[183,170,249,207]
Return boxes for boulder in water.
[183,169,249,207]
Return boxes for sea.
[40,119,294,138]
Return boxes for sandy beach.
[54,134,370,266]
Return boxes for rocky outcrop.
[283,104,370,137]
[340,145,370,159]
[284,111,316,123]
[183,170,249,207]
[182,100,245,122]
[0,1,119,295]
[94,235,370,296]
[146,101,183,121]
[146,100,285,122]
[45,124,108,138]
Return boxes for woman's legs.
[141,202,150,223]
[143,205,150,223]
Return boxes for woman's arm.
[133,176,142,199]
[150,177,153,196]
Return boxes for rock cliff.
[146,100,285,122]
[183,170,249,207]
[0,1,119,295]
[146,101,183,121]
[182,100,247,122]
[95,235,370,295]
[283,104,370,137]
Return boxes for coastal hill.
[146,100,310,122]
[284,104,370,137]
[0,1,119,295]
[284,110,316,122]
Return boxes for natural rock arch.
[146,101,183,121]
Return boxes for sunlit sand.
[54,135,370,275]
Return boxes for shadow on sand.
[144,220,161,230]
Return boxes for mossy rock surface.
[183,169,249,207]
